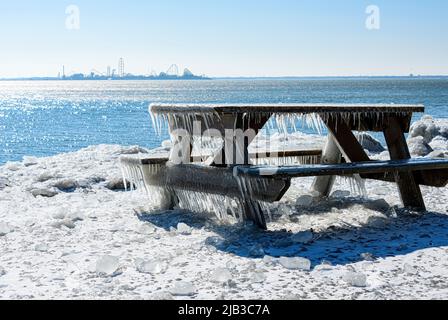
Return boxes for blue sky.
[0,0,447,77]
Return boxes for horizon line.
[2,74,448,81]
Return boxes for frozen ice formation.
[403,263,419,275]
[356,133,385,153]
[343,271,367,287]
[408,116,448,156]
[149,291,174,300]
[22,156,39,167]
[279,257,312,271]
[0,267,6,277]
[407,136,433,157]
[0,222,12,236]
[30,188,58,198]
[135,259,167,274]
[177,223,193,235]
[170,281,197,297]
[295,195,315,207]
[250,270,267,284]
[210,268,233,284]
[51,219,76,229]
[53,179,79,192]
[290,231,314,244]
[0,177,9,190]
[138,223,157,235]
[35,243,49,253]
[95,256,120,277]
[331,190,351,198]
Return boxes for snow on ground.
[1,119,448,300]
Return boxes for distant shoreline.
[1,75,448,81]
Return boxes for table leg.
[211,113,271,166]
[322,116,371,162]
[311,133,342,197]
[383,116,426,210]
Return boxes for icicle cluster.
[150,108,412,138]
[252,155,321,166]
[174,190,244,224]
[119,157,173,209]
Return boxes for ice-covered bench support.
[120,155,292,229]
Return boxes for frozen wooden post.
[311,133,342,197]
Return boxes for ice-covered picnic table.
[121,103,448,229]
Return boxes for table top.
[150,103,425,115]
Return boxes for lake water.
[1,78,447,164]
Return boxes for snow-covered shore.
[1,117,448,300]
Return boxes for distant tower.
[118,58,125,78]
[62,65,66,79]
[107,66,111,78]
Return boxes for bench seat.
[236,158,448,187]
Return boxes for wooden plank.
[236,158,448,179]
[150,103,425,115]
[383,116,426,210]
[123,148,322,166]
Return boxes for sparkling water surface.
[1,79,447,164]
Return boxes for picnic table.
[122,103,448,229]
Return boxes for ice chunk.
[31,188,58,198]
[23,156,39,167]
[52,219,76,229]
[96,256,120,277]
[136,259,167,274]
[5,162,21,171]
[250,270,267,283]
[53,179,78,192]
[296,195,314,207]
[0,222,12,236]
[427,150,446,159]
[262,255,278,266]
[403,263,418,275]
[67,212,85,222]
[177,223,192,235]
[170,281,197,297]
[356,133,385,153]
[0,267,6,276]
[429,136,448,151]
[138,223,157,235]
[290,231,314,244]
[331,190,351,198]
[343,271,367,287]
[210,268,232,284]
[407,136,433,156]
[106,177,130,191]
[279,257,311,271]
[35,243,49,252]
[365,199,390,212]
[150,291,174,300]
[0,177,9,190]
[360,253,375,262]
[248,244,265,258]
[52,210,67,220]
